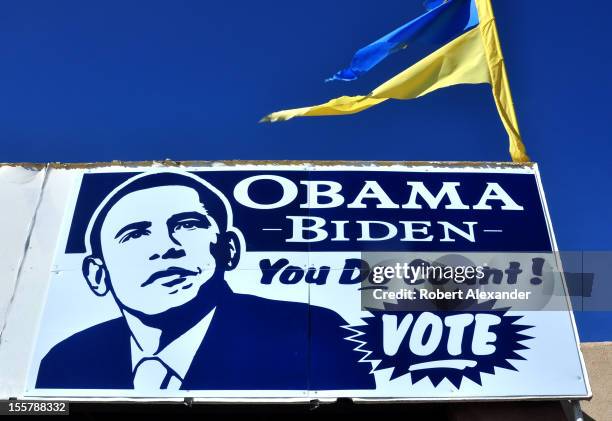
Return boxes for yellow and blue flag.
[262,0,529,162]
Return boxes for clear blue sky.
[1,1,610,340]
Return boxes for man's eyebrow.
[167,211,211,228]
[114,221,152,239]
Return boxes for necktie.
[133,357,180,390]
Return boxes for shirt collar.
[127,308,216,380]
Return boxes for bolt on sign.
[0,162,590,400]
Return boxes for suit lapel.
[181,288,239,389]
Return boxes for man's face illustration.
[99,185,220,315]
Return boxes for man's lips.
[141,267,200,287]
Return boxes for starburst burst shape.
[345,299,534,388]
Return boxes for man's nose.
[149,247,186,260]
[162,247,186,259]
[148,232,186,260]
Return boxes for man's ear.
[211,230,242,271]
[225,231,241,271]
[82,256,110,296]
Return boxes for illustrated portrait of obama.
[36,171,374,391]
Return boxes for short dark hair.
[88,172,229,259]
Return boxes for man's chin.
[119,276,218,319]
[122,290,199,318]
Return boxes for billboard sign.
[17,163,589,400]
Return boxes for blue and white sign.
[24,163,590,400]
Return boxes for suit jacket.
[36,290,375,391]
